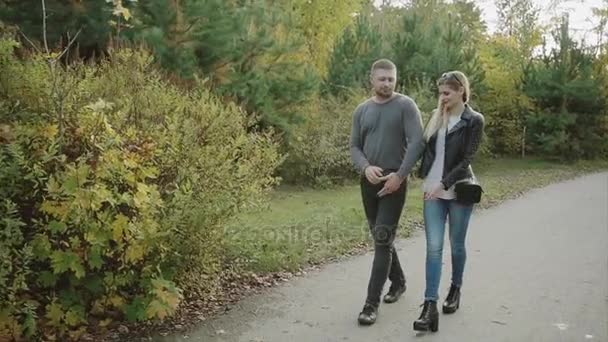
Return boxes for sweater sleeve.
[349,105,370,174]
[397,98,425,179]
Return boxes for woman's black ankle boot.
[413,300,439,332]
[442,284,461,314]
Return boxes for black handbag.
[454,177,483,204]
[454,122,483,205]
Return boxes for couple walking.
[350,59,485,332]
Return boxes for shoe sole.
[383,288,406,304]
[358,317,376,325]
[383,296,401,304]
[413,320,439,332]
[442,302,459,314]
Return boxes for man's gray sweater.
[349,93,425,179]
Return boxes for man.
[350,59,424,325]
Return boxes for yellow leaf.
[109,295,125,309]
[68,327,87,340]
[41,124,58,139]
[74,190,92,210]
[90,300,105,316]
[46,176,62,195]
[0,310,21,340]
[98,318,112,328]
[0,124,13,143]
[156,290,180,309]
[125,172,136,186]
[145,300,169,320]
[112,214,129,242]
[112,2,132,21]
[45,302,63,327]
[85,98,114,112]
[123,156,137,169]
[125,244,145,262]
[40,200,69,219]
[133,183,149,208]
[64,308,84,327]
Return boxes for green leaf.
[69,236,81,249]
[45,302,63,327]
[125,297,146,322]
[72,259,85,279]
[22,309,37,338]
[38,271,58,288]
[76,164,91,182]
[59,289,81,307]
[51,250,85,278]
[31,234,51,260]
[48,220,67,234]
[139,166,159,179]
[65,305,85,327]
[62,176,79,194]
[51,250,71,274]
[88,246,103,270]
[84,275,104,295]
[46,176,62,195]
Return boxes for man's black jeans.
[360,174,407,307]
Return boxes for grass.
[224,157,608,273]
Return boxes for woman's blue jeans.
[423,198,474,301]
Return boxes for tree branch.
[17,28,41,53]
[55,28,82,62]
[41,0,49,54]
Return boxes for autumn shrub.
[0,39,280,340]
[280,90,367,186]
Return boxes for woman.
[413,71,485,332]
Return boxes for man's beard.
[374,87,393,99]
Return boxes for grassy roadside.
[224,158,608,273]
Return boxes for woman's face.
[438,84,464,111]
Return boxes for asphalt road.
[160,172,608,342]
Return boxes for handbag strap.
[463,116,477,181]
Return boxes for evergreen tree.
[392,1,484,95]
[130,0,319,132]
[325,15,383,96]
[523,15,607,158]
[448,0,487,44]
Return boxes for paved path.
[160,173,608,342]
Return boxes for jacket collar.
[447,104,473,134]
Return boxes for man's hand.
[377,172,403,197]
[424,183,444,200]
[365,166,384,184]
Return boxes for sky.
[376,0,605,44]
[478,0,603,42]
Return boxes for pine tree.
[325,15,383,96]
[130,0,319,132]
[392,2,484,94]
[523,15,607,158]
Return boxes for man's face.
[371,68,397,99]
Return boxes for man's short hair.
[371,59,396,75]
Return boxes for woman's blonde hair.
[423,71,471,141]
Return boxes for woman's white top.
[422,114,462,200]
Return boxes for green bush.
[0,40,280,340]
[280,90,367,186]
